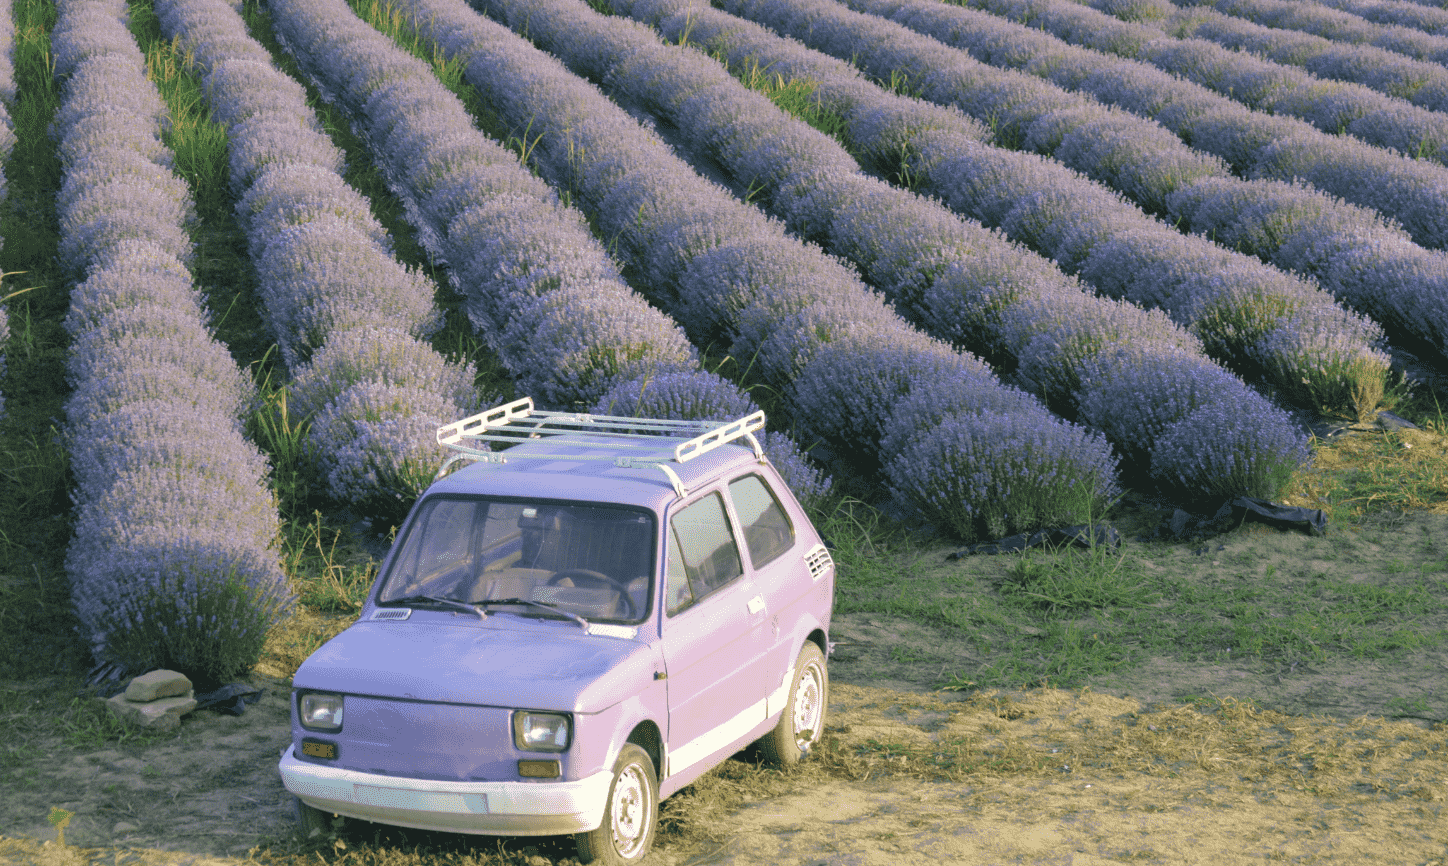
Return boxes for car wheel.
[292,795,336,838]
[757,641,827,766]
[575,743,658,865]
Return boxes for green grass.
[810,411,1448,695]
[0,0,83,680]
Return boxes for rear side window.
[729,474,795,568]
[666,492,743,616]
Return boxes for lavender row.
[961,0,1448,166]
[1184,0,1448,67]
[822,0,1448,251]
[724,0,1448,254]
[832,0,1448,368]
[258,0,831,503]
[510,0,1311,499]
[1168,4,1448,116]
[50,0,290,682]
[632,0,1392,414]
[1312,0,1448,36]
[390,0,1130,538]
[150,0,480,509]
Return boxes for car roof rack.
[436,397,766,497]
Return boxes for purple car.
[278,398,835,864]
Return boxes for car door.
[659,489,771,779]
[725,471,811,705]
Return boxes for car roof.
[425,434,766,513]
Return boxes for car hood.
[293,618,657,713]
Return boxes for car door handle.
[747,595,765,615]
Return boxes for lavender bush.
[959,0,1448,166]
[1171,6,1448,116]
[1168,176,1448,369]
[0,0,13,107]
[400,0,1121,538]
[1192,0,1448,66]
[1314,0,1448,36]
[532,0,1312,497]
[155,0,482,508]
[54,0,290,683]
[829,0,1448,251]
[617,0,1387,417]
[1151,398,1311,505]
[885,409,1119,541]
[261,0,833,509]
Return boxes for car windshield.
[377,497,655,624]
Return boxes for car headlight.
[299,693,344,732]
[512,710,571,752]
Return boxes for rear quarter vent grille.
[804,545,833,581]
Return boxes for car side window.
[665,492,743,616]
[664,529,693,615]
[728,474,795,568]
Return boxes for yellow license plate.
[301,740,337,759]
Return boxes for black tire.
[574,743,658,865]
[756,641,827,766]
[292,795,336,838]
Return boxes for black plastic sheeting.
[1154,496,1327,542]
[951,496,1327,557]
[195,683,264,716]
[948,523,1121,558]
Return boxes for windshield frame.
[373,493,659,625]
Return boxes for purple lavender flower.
[237,162,389,258]
[226,114,346,188]
[1150,396,1310,503]
[591,368,759,421]
[885,409,1120,541]
[306,379,469,505]
[288,327,477,421]
[502,282,698,409]
[255,215,443,367]
[202,58,316,128]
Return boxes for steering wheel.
[545,568,638,619]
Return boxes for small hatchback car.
[278,397,835,864]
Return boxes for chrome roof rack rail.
[436,397,765,496]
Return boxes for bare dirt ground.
[4,516,1448,865]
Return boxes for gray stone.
[112,822,138,834]
[125,669,193,702]
[105,692,196,731]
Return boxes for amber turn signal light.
[517,759,561,778]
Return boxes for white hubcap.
[793,661,824,750]
[610,762,650,859]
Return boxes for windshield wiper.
[384,594,484,620]
[479,597,589,630]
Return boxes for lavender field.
[0,0,1446,688]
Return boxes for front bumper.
[278,746,612,835]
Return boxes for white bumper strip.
[279,747,613,836]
